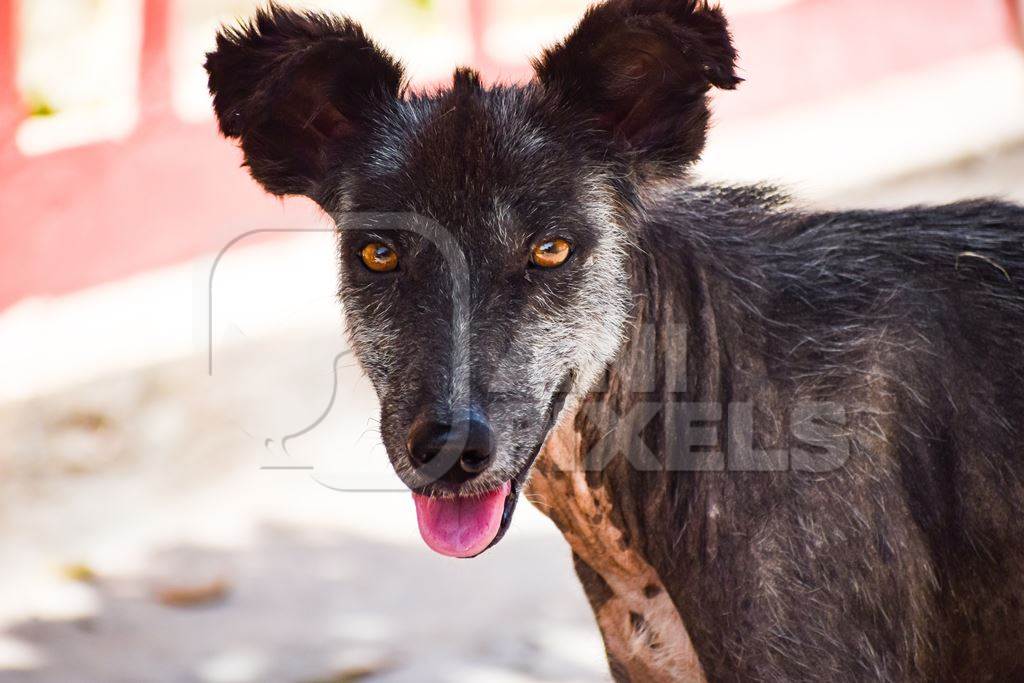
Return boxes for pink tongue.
[412,482,511,558]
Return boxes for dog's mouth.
[409,372,574,559]
[411,478,518,558]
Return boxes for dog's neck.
[528,401,707,682]
[525,219,767,682]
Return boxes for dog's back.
[771,197,1024,681]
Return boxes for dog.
[205,1,1024,680]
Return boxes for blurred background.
[1,0,1022,681]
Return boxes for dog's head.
[206,0,738,557]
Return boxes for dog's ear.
[205,5,404,197]
[534,0,739,177]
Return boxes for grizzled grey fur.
[206,1,1024,680]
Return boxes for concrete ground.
[1,142,1021,683]
[0,328,608,683]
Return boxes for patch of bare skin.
[526,409,706,683]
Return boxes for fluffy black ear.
[534,0,739,177]
[205,4,404,197]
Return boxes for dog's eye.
[531,238,572,268]
[360,243,399,273]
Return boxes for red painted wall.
[0,0,1020,311]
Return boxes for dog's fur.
[206,2,1024,680]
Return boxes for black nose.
[406,413,496,485]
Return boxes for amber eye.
[360,243,399,273]
[531,238,572,268]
